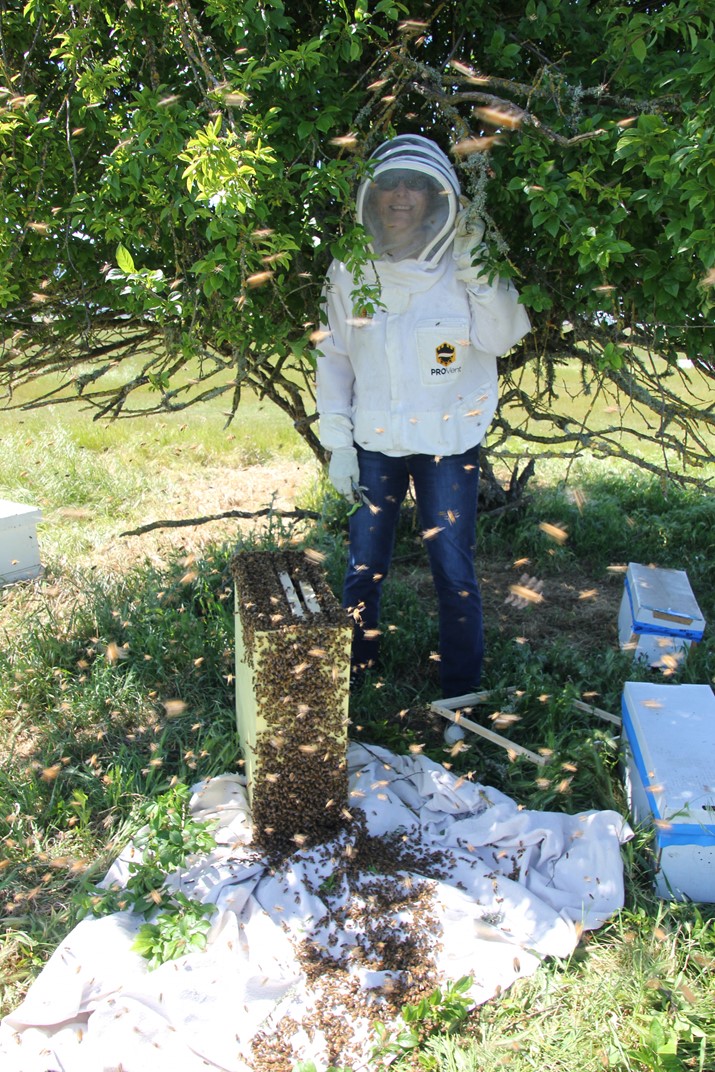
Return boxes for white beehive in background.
[618,562,705,669]
[0,500,43,586]
[622,681,715,902]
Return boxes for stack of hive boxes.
[231,550,352,853]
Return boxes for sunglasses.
[373,170,432,192]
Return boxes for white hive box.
[0,500,43,586]
[618,562,705,669]
[622,681,715,902]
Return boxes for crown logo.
[435,342,456,366]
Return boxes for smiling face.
[372,174,430,239]
[358,159,455,262]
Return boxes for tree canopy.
[1,0,714,484]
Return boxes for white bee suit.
[317,257,530,456]
[316,134,531,457]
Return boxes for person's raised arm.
[453,207,531,357]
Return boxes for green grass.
[1,393,715,1069]
[0,386,313,562]
[1,379,309,495]
[417,904,715,1072]
[493,355,715,473]
[478,461,715,577]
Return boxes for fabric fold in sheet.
[1,742,632,1071]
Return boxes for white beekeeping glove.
[328,447,360,501]
[452,205,490,285]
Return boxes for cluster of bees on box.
[231,550,352,855]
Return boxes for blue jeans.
[344,445,483,698]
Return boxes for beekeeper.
[316,134,531,698]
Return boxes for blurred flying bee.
[329,134,359,150]
[539,522,568,545]
[474,105,524,130]
[246,271,273,288]
[449,60,490,84]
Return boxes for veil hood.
[356,135,461,263]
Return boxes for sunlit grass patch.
[417,906,715,1072]
[0,394,314,567]
[494,355,715,475]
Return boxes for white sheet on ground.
[0,743,632,1071]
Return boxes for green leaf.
[631,36,647,63]
[599,343,625,370]
[116,243,135,274]
[132,924,160,956]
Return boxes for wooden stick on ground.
[430,694,547,766]
[571,699,621,726]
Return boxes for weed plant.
[1,442,715,1069]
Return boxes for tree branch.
[118,506,321,538]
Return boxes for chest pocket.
[415,318,470,387]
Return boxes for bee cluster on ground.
[249,815,456,1069]
[231,550,352,855]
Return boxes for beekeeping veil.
[356,134,460,263]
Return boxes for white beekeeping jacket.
[316,135,531,457]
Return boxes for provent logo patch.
[435,342,456,366]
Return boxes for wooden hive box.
[0,500,43,586]
[231,550,352,853]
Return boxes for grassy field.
[1,380,715,1071]
[0,385,314,562]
